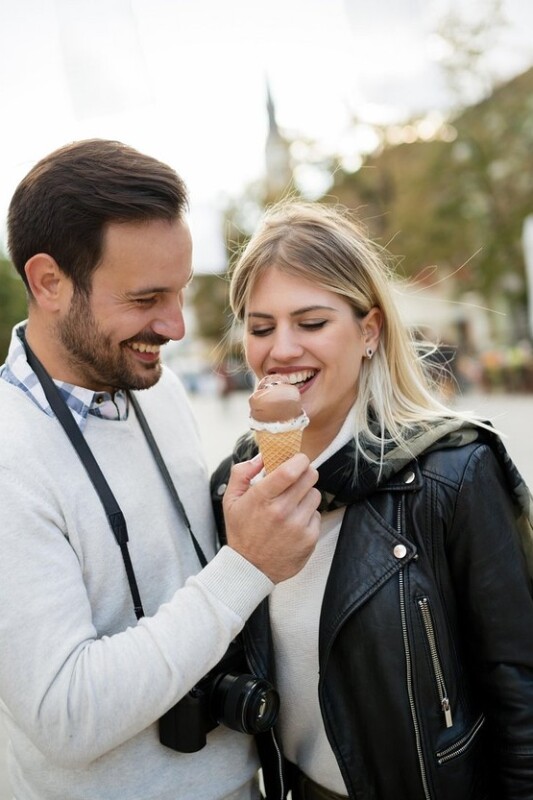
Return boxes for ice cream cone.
[249,373,309,473]
[254,426,305,473]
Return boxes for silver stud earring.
[366,347,374,359]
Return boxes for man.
[0,139,321,800]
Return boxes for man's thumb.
[226,454,264,499]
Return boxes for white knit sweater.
[269,410,356,795]
[0,367,272,800]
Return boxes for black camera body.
[159,640,279,753]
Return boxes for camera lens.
[211,673,280,734]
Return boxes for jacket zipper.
[400,570,433,800]
[397,498,433,800]
[418,597,453,729]
[436,714,484,764]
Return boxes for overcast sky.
[1,0,532,270]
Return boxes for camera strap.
[128,393,208,570]
[21,331,207,619]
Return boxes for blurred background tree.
[0,256,27,360]
[325,66,533,341]
[215,0,533,353]
[436,0,507,107]
[319,0,533,342]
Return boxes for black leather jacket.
[211,441,533,800]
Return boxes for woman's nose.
[269,329,304,360]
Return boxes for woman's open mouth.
[270,369,318,391]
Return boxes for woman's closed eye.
[248,325,275,337]
[249,319,328,336]
[299,320,327,330]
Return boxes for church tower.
[264,81,292,200]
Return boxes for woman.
[211,201,533,800]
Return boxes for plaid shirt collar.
[0,323,128,431]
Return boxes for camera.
[159,640,280,753]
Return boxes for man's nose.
[151,300,186,341]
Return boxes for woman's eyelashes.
[300,320,327,330]
[248,319,328,336]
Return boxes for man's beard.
[56,292,163,392]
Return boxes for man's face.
[56,217,193,392]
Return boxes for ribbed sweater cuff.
[193,545,274,621]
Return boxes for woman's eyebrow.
[247,305,337,319]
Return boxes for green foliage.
[442,70,533,308]
[436,0,506,107]
[0,257,27,362]
[190,274,232,344]
[323,68,533,341]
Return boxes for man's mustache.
[123,333,169,347]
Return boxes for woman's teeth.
[286,370,316,385]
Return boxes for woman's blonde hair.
[229,200,464,459]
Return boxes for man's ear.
[24,254,72,312]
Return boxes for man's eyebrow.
[247,305,338,319]
[127,287,171,297]
[126,273,194,298]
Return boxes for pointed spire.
[264,78,292,199]
[266,78,278,135]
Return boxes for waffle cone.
[254,427,304,473]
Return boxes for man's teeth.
[130,343,160,354]
[285,370,316,384]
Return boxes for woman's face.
[244,266,380,453]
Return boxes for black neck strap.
[21,331,207,620]
[128,393,208,570]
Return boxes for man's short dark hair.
[7,139,189,296]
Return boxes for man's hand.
[223,453,321,583]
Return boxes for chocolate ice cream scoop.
[249,374,303,423]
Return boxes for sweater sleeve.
[445,444,533,797]
[0,465,272,768]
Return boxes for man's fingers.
[255,454,318,500]
[300,488,322,521]
[226,454,264,498]
[222,452,322,584]
[226,452,315,505]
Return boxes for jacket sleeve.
[445,443,533,798]
[210,454,234,544]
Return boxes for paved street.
[189,389,533,486]
[0,390,531,798]
[450,390,532,486]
